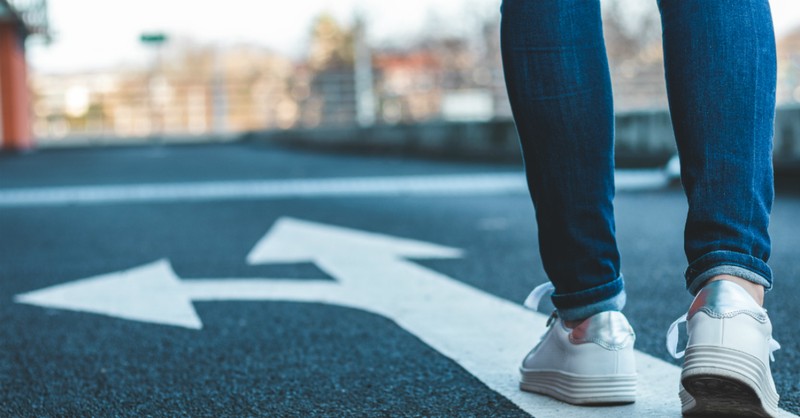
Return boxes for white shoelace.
[523,282,555,312]
[523,282,559,327]
[666,314,781,361]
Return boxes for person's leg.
[659,0,776,296]
[658,2,780,415]
[500,0,624,322]
[501,0,637,406]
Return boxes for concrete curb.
[35,133,241,149]
[248,121,523,163]
[250,107,800,171]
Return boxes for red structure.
[0,0,48,151]
[0,23,31,150]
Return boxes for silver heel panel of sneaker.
[688,280,767,321]
[569,311,635,350]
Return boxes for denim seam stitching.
[747,2,759,256]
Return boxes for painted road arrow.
[13,259,347,330]
[13,217,797,418]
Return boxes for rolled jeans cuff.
[685,250,772,295]
[551,276,626,321]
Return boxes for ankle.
[705,275,765,306]
[564,318,587,329]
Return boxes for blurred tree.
[602,0,661,65]
[602,0,668,110]
[308,13,355,71]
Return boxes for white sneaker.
[667,280,781,417]
[520,283,637,405]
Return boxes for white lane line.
[0,170,669,207]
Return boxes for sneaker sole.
[519,369,637,405]
[681,345,779,417]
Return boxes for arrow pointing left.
[13,259,347,329]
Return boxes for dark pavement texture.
[1,142,798,416]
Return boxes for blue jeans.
[500,0,776,321]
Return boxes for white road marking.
[14,261,345,330]
[0,170,669,207]
[15,218,792,417]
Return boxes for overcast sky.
[28,0,800,74]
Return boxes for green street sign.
[140,33,168,44]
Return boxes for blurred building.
[32,44,301,141]
[777,28,800,105]
[373,50,442,124]
[26,8,800,144]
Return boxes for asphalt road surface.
[1,142,798,417]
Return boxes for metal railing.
[30,51,800,145]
